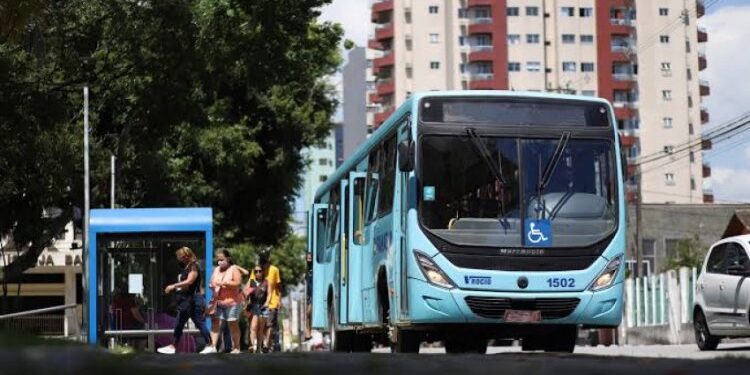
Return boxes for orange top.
[211,265,243,306]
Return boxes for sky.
[320,0,750,203]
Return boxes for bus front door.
[338,179,350,325]
[311,203,329,329]
[346,172,367,324]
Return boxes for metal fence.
[624,267,698,328]
[0,314,65,336]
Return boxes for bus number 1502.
[546,278,575,288]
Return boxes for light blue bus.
[308,91,626,353]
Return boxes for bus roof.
[313,90,612,202]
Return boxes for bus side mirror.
[398,140,414,172]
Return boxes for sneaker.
[199,346,217,354]
[157,345,176,354]
[230,349,241,354]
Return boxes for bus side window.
[353,178,366,245]
[377,135,397,217]
[365,147,382,223]
[315,208,328,263]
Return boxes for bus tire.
[391,328,420,353]
[542,326,577,353]
[445,335,487,354]
[328,304,351,352]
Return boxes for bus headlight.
[415,251,455,289]
[590,255,623,291]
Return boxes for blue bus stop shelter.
[87,208,213,346]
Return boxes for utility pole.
[635,165,643,278]
[110,155,116,209]
[82,86,90,342]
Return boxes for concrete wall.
[626,204,748,273]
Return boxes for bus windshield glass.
[419,135,616,248]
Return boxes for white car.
[693,235,750,350]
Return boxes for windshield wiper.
[534,131,571,219]
[465,127,510,229]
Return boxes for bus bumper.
[407,278,623,327]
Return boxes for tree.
[231,234,307,293]
[662,235,707,272]
[0,0,341,295]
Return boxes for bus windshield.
[419,135,617,248]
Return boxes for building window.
[664,145,674,154]
[474,7,491,18]
[458,8,467,18]
[662,90,672,101]
[560,7,575,17]
[687,68,692,80]
[686,40,691,52]
[562,34,575,44]
[689,123,695,135]
[581,62,595,72]
[581,90,596,97]
[527,61,541,72]
[663,117,673,128]
[319,175,328,182]
[690,151,695,163]
[406,38,413,50]
[580,34,594,44]
[665,173,675,185]
[660,35,670,44]
[508,34,521,44]
[429,33,439,43]
[429,5,439,14]
[526,6,539,16]
[579,7,593,17]
[688,95,693,108]
[659,8,669,16]
[562,61,576,72]
[475,34,491,46]
[526,34,540,44]
[405,10,411,23]
[508,62,521,72]
[691,177,696,191]
[507,7,520,16]
[319,158,328,166]
[430,61,440,69]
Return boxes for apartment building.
[368,0,711,204]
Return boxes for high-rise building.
[368,0,711,204]
[342,47,370,160]
[292,130,337,235]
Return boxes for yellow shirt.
[252,265,281,309]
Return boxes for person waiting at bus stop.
[157,247,213,354]
[208,249,243,354]
[245,263,270,352]
[251,251,281,352]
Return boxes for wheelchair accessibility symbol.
[525,220,552,247]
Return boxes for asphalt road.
[2,345,750,375]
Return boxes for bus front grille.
[464,297,580,320]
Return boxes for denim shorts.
[215,303,241,321]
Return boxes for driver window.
[725,243,750,274]
[706,244,726,274]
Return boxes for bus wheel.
[390,328,420,353]
[542,326,577,353]
[445,335,487,354]
[328,305,350,352]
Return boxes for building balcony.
[368,92,382,104]
[468,73,494,89]
[611,44,636,54]
[703,163,712,178]
[468,22,493,35]
[613,101,639,110]
[469,17,493,25]
[703,189,714,204]
[374,107,395,128]
[467,0,494,7]
[613,72,637,82]
[699,79,710,96]
[368,39,384,50]
[610,18,636,34]
[619,134,638,148]
[468,46,494,62]
[614,106,638,119]
[371,0,394,22]
[375,23,394,41]
[697,26,708,43]
[697,0,705,18]
[698,51,707,70]
[701,107,709,124]
[376,78,395,96]
[373,52,394,70]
